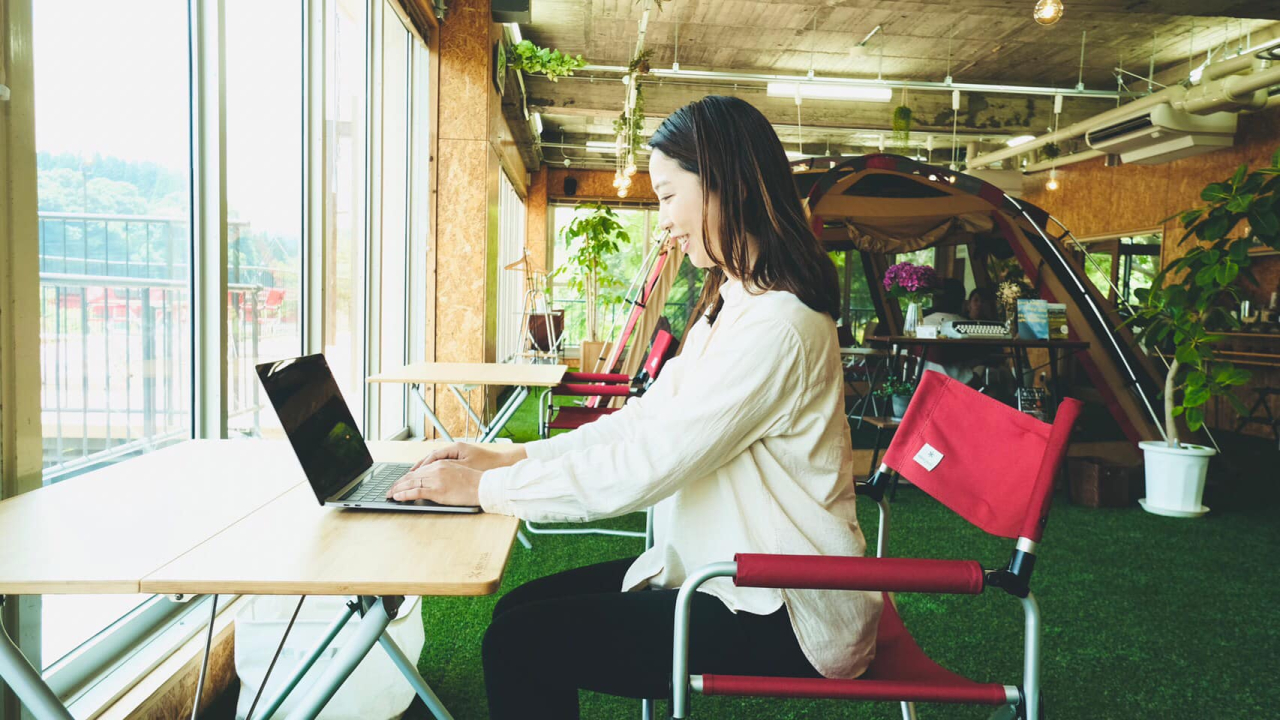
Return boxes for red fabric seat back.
[643,329,677,380]
[881,370,1081,541]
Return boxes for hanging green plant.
[1043,141,1061,160]
[628,49,653,75]
[507,40,587,82]
[891,105,913,151]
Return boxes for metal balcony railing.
[38,212,299,482]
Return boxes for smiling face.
[650,149,719,269]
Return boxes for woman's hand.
[410,442,527,473]
[386,460,483,506]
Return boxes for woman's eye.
[660,195,672,202]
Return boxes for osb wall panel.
[1023,107,1280,439]
[434,138,489,434]
[547,169,657,202]
[437,0,488,142]
[526,169,549,273]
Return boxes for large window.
[226,0,304,439]
[26,0,432,693]
[372,1,412,438]
[549,204,703,348]
[496,172,528,363]
[323,0,370,431]
[1074,232,1162,310]
[34,0,193,665]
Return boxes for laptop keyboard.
[343,463,414,502]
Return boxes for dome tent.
[797,153,1163,445]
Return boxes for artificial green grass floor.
[411,393,1280,719]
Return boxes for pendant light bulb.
[1033,0,1064,25]
[625,163,637,177]
[612,175,622,188]
[1046,169,1060,191]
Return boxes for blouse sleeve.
[478,317,806,522]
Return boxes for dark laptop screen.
[257,354,373,503]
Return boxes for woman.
[387,95,881,718]
[964,286,998,322]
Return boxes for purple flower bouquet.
[883,262,940,304]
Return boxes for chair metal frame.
[668,372,1082,719]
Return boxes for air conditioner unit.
[1084,103,1236,165]
[492,0,530,23]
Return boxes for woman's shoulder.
[733,289,836,357]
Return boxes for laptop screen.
[256,354,373,503]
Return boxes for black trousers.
[481,556,820,719]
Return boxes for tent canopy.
[799,154,1164,445]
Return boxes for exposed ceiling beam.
[524,75,1117,135]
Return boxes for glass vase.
[903,301,923,337]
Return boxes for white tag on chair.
[913,443,944,471]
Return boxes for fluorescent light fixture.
[1006,135,1037,147]
[531,112,543,135]
[766,82,892,103]
[785,151,811,160]
[586,141,619,154]
[506,23,523,44]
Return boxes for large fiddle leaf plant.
[1131,148,1280,447]
[553,203,632,343]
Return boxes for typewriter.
[940,320,1007,339]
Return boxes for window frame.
[9,0,438,709]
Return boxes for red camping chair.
[538,323,678,437]
[523,325,678,547]
[669,370,1082,720]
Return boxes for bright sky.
[33,0,304,234]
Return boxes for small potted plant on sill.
[1129,149,1280,518]
[874,378,916,420]
[883,261,939,336]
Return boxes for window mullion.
[190,0,229,439]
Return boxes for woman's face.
[650,149,718,269]
[967,294,986,318]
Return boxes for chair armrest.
[556,383,633,397]
[562,371,631,383]
[733,553,985,595]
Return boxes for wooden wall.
[1022,107,1280,439]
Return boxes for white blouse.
[478,277,882,679]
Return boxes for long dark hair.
[648,95,840,324]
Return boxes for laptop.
[256,354,482,513]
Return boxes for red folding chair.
[670,370,1082,720]
[538,323,678,437]
[524,324,678,547]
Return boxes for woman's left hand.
[387,460,483,507]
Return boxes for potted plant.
[552,203,632,354]
[874,378,916,420]
[506,40,587,82]
[1130,150,1280,517]
[883,261,939,336]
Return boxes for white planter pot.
[1139,440,1215,518]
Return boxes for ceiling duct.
[492,0,530,23]
[1083,103,1237,165]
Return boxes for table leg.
[412,384,455,442]
[377,627,455,720]
[1047,347,1061,415]
[285,597,402,720]
[448,384,490,438]
[0,600,74,720]
[480,386,529,443]
[251,600,359,720]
